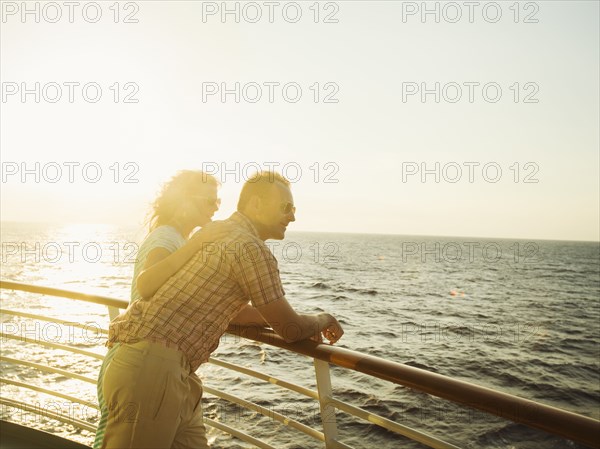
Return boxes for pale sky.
[1,1,598,241]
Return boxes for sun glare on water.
[24,222,136,313]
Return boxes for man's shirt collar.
[229,211,261,239]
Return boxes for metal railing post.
[314,359,338,448]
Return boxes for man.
[102,171,344,448]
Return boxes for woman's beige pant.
[102,340,208,449]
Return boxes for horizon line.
[1,220,598,244]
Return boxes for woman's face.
[188,184,220,227]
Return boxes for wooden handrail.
[2,280,599,448]
[228,326,600,448]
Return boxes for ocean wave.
[476,422,587,449]
[309,282,378,296]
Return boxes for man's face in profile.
[258,182,296,240]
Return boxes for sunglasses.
[280,202,296,214]
[191,196,221,208]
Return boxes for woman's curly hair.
[147,170,219,232]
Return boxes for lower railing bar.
[204,417,276,449]
[0,309,108,335]
[330,398,460,449]
[0,397,96,433]
[1,333,104,360]
[0,356,97,384]
[203,385,325,443]
[208,356,319,399]
[328,439,354,449]
[0,378,98,410]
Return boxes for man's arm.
[230,304,269,326]
[256,297,344,344]
[231,239,343,344]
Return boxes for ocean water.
[0,222,599,448]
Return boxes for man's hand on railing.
[310,333,323,344]
[318,313,344,345]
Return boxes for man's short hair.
[237,171,291,212]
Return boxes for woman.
[93,170,221,449]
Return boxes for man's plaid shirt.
[108,212,286,371]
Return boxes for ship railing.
[1,280,598,449]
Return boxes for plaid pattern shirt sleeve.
[230,240,286,308]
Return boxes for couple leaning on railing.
[94,169,344,449]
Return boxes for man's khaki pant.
[102,340,209,449]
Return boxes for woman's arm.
[132,246,173,298]
[136,227,226,299]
